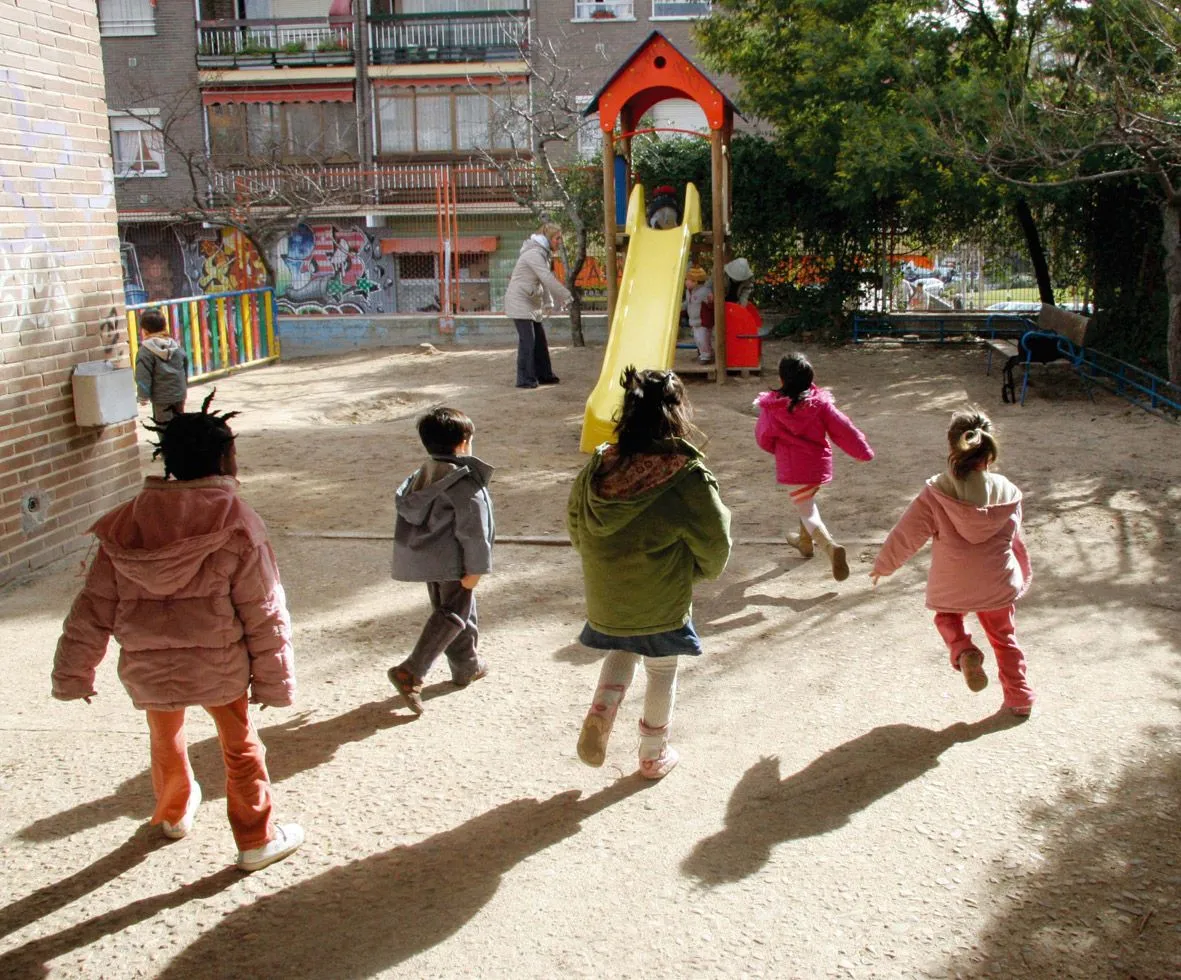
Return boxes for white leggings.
[594,651,679,729]
[787,484,829,537]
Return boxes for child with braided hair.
[568,367,732,779]
[52,392,304,871]
[871,409,1036,716]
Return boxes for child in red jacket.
[754,352,874,580]
[53,393,303,871]
[870,409,1035,716]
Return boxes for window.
[651,0,711,18]
[110,112,165,177]
[376,83,529,156]
[98,0,155,36]
[573,0,634,20]
[207,102,358,164]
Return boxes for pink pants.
[145,693,274,850]
[934,605,1035,710]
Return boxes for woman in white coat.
[503,222,573,389]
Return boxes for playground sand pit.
[1,339,1178,978]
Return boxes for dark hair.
[140,309,167,335]
[947,408,999,480]
[147,390,239,481]
[417,407,474,456]
[776,352,815,408]
[613,366,694,456]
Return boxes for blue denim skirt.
[578,620,703,658]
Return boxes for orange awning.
[381,236,498,255]
[202,84,355,105]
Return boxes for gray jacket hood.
[395,455,494,525]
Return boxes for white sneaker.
[161,782,202,840]
[236,823,305,872]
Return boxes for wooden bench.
[999,304,1094,405]
[984,336,1020,375]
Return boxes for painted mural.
[275,223,395,315]
[163,222,396,315]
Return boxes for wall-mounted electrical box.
[72,361,137,427]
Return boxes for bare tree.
[119,79,365,286]
[469,36,606,346]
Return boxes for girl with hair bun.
[871,409,1036,717]
[567,366,732,779]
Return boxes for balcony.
[197,17,355,69]
[209,162,535,208]
[369,10,529,65]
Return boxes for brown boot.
[786,521,813,557]
[811,527,849,582]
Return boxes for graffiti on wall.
[178,227,268,297]
[276,223,394,315]
[169,222,395,315]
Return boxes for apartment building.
[98,0,715,318]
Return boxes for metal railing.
[369,9,528,64]
[128,288,278,383]
[197,17,354,65]
[574,1,635,19]
[210,162,535,206]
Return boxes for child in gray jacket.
[388,407,494,715]
[134,309,188,424]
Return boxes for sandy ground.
[1,337,1179,980]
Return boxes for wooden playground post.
[603,130,617,325]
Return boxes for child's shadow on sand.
[0,780,649,980]
[18,700,417,843]
[682,713,1025,886]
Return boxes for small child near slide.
[754,352,874,581]
[388,407,494,715]
[568,367,732,779]
[870,409,1036,717]
[52,393,303,872]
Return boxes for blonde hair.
[538,221,562,240]
[947,409,999,480]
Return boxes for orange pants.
[145,693,274,850]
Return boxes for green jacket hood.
[572,439,706,537]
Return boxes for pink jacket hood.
[53,476,295,711]
[92,477,268,594]
[754,385,874,486]
[872,472,1032,613]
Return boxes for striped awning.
[381,236,498,255]
[201,84,355,105]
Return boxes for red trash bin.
[724,302,762,369]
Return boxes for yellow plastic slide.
[579,182,703,453]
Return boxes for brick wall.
[0,0,142,587]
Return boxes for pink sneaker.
[1008,704,1033,718]
[577,683,626,767]
[637,719,679,780]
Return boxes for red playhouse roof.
[581,31,740,134]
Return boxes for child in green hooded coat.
[567,366,732,779]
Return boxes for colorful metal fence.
[127,287,278,383]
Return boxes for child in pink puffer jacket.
[870,409,1035,717]
[53,393,304,872]
[754,352,874,581]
